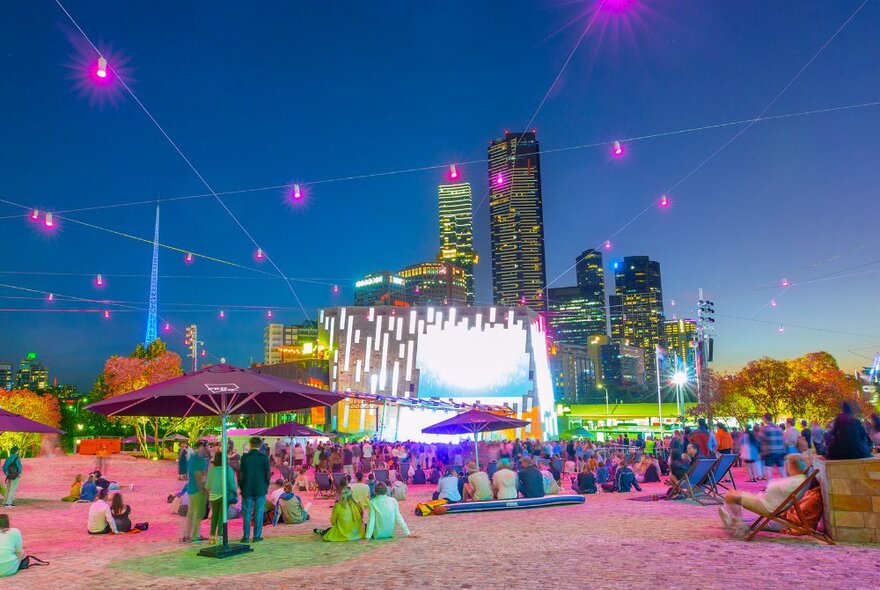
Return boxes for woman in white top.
[0,514,23,577]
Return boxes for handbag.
[19,555,49,569]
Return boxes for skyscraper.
[15,352,48,391]
[488,131,547,311]
[664,318,699,376]
[437,179,478,305]
[399,261,468,306]
[353,271,408,307]
[609,256,665,383]
[546,249,607,346]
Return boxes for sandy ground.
[2,454,878,590]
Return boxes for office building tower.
[549,344,595,404]
[437,180,478,305]
[15,352,49,391]
[263,321,320,365]
[0,363,13,390]
[399,261,468,307]
[600,341,646,388]
[664,318,699,376]
[546,249,608,346]
[353,271,408,307]
[488,131,547,311]
[609,256,665,383]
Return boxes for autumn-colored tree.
[788,352,864,423]
[689,371,760,427]
[0,389,62,456]
[736,358,791,421]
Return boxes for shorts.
[738,492,769,515]
[762,454,784,468]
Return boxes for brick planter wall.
[813,455,880,543]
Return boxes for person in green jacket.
[313,485,363,542]
[2,447,23,508]
[206,452,237,545]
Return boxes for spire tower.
[145,205,160,345]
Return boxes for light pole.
[671,371,687,431]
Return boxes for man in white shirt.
[350,472,371,509]
[362,442,373,461]
[87,488,119,535]
[463,462,493,501]
[719,453,807,538]
[268,479,286,506]
[364,483,414,540]
[492,458,518,500]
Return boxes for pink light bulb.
[31,209,40,221]
[659,195,669,208]
[103,310,110,319]
[670,299,676,306]
[781,277,790,288]
[612,141,623,157]
[332,285,339,294]
[164,322,171,332]
[495,173,504,186]
[95,274,104,287]
[185,252,193,264]
[44,212,54,227]
[778,324,784,333]
[771,299,777,308]
[267,310,273,318]
[256,248,264,260]
[47,293,54,302]
[219,310,225,318]
[292,184,302,200]
[449,164,458,179]
[96,57,108,79]
[200,350,206,357]
[604,240,612,250]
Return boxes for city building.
[546,249,607,348]
[549,344,595,404]
[15,352,49,391]
[488,131,548,311]
[576,248,605,292]
[0,362,13,390]
[319,305,557,439]
[609,256,665,383]
[437,179,478,305]
[664,318,699,377]
[263,321,320,365]
[399,261,468,307]
[353,270,407,307]
[599,341,646,389]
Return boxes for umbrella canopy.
[568,427,594,439]
[0,408,64,434]
[161,433,189,443]
[421,409,528,436]
[257,421,326,438]
[86,364,344,418]
[123,435,156,444]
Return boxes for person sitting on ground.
[601,460,642,493]
[572,464,597,494]
[62,474,83,502]
[366,473,377,498]
[268,478,286,509]
[595,461,610,485]
[79,474,98,502]
[364,482,416,541]
[273,483,309,525]
[462,462,493,502]
[641,456,661,483]
[540,463,560,495]
[87,488,119,535]
[492,458,518,500]
[390,477,408,501]
[350,472,371,510]
[294,467,310,492]
[433,468,462,503]
[110,492,148,533]
[824,401,873,460]
[517,457,545,499]
[0,514,23,578]
[92,471,111,490]
[313,484,363,542]
[411,465,427,485]
[719,454,808,538]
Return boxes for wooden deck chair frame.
[683,458,721,505]
[666,459,698,498]
[331,472,348,497]
[744,470,834,544]
[373,469,389,484]
[314,472,334,500]
[707,453,739,499]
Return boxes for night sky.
[1,1,879,390]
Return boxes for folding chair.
[373,469,388,484]
[314,472,334,500]
[744,471,834,544]
[682,458,721,505]
[707,453,738,499]
[279,465,295,484]
[331,472,348,497]
[486,460,498,480]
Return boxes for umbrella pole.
[474,431,480,470]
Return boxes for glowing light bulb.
[781,277,790,288]
[96,56,108,79]
[332,285,339,294]
[44,212,54,227]
[771,299,777,308]
[103,310,110,319]
[95,274,104,287]
[659,194,669,208]
[31,209,40,221]
[604,240,612,250]
[164,322,171,332]
[292,184,302,200]
[256,248,264,260]
[495,173,504,186]
[185,252,193,264]
[267,310,273,318]
[219,310,225,318]
[670,299,676,306]
[612,141,623,157]
[778,324,784,333]
[48,293,54,302]
[449,164,458,179]
[200,350,206,357]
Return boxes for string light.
[659,194,669,208]
[332,285,339,294]
[95,274,104,287]
[267,309,273,318]
[604,240,612,250]
[449,164,458,179]
[31,209,40,221]
[778,324,785,333]
[219,310,225,318]
[47,293,54,301]
[103,309,110,319]
[781,277,791,288]
[255,248,264,260]
[96,56,108,79]
[185,252,193,263]
[670,299,676,306]
[771,299,778,307]
[292,184,302,201]
[612,140,623,157]
[164,322,171,332]
[495,173,504,186]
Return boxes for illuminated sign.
[355,276,405,288]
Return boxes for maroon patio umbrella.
[257,421,326,438]
[86,364,343,559]
[0,408,64,434]
[422,409,528,468]
[122,435,156,444]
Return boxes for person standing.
[177,442,189,481]
[184,442,209,543]
[715,424,733,454]
[239,436,271,543]
[758,414,785,481]
[2,447,22,508]
[206,451,236,545]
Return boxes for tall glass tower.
[609,256,665,383]
[488,131,547,311]
[437,180,478,305]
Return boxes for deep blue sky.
[1,1,879,390]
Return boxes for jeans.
[242,495,266,540]
[186,490,206,540]
[210,498,224,538]
[3,477,20,505]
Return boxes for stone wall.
[813,455,880,543]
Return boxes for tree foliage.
[0,388,62,456]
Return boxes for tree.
[788,352,864,424]
[689,371,760,427]
[0,389,61,456]
[736,358,791,421]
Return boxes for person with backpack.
[2,447,22,507]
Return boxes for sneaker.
[239,537,249,543]
[718,507,734,530]
[252,537,263,542]
[733,524,750,539]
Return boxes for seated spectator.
[0,514,23,578]
[601,461,642,493]
[294,467,310,492]
[366,473,377,498]
[824,402,873,460]
[719,454,808,538]
[517,458,545,499]
[87,488,119,535]
[492,458,518,500]
[686,444,707,464]
[273,483,309,525]
[79,475,98,502]
[595,461,610,484]
[462,462,492,502]
[350,472,371,510]
[390,478,408,501]
[432,468,462,503]
[313,485,363,542]
[641,457,661,483]
[364,482,416,540]
[427,466,441,485]
[92,471,111,490]
[62,474,83,502]
[572,465,597,494]
[110,493,148,533]
[411,466,427,485]
[540,464,560,495]
[268,478,286,507]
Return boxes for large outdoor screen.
[415,319,531,398]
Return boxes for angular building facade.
[15,352,48,391]
[353,271,407,307]
[263,321,320,365]
[664,318,699,377]
[399,261,468,307]
[488,131,547,311]
[546,249,608,346]
[437,180,478,305]
[549,344,595,405]
[318,305,557,439]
